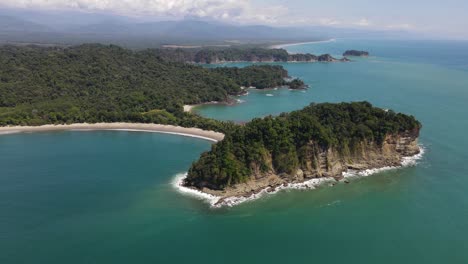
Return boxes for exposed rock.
[197,129,420,199]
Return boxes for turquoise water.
[2,39,468,263]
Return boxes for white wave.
[0,130,20,135]
[401,146,425,166]
[343,145,425,178]
[173,173,334,208]
[172,173,220,206]
[174,146,425,208]
[236,99,246,104]
[266,94,274,97]
[215,177,336,207]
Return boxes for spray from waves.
[174,145,425,208]
[343,145,425,178]
[172,173,219,206]
[173,172,335,208]
[217,177,335,207]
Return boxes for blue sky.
[1,0,467,37]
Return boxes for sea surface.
[1,39,468,263]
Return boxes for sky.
[0,0,467,37]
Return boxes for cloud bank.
[0,0,417,31]
[1,0,289,24]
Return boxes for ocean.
[1,39,468,263]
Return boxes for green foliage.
[148,47,320,63]
[211,65,288,89]
[0,44,292,126]
[186,102,421,189]
[288,79,306,89]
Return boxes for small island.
[184,102,421,205]
[343,50,370,57]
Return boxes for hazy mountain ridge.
[0,8,425,48]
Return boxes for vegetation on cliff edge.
[186,102,421,189]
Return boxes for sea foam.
[172,173,219,206]
[174,146,425,208]
[343,146,425,178]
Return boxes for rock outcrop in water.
[343,50,370,57]
[184,102,421,200]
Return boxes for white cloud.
[354,18,371,27]
[0,0,421,32]
[386,23,413,30]
[318,18,342,26]
[0,0,287,24]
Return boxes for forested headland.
[147,47,349,64]
[0,44,302,129]
[186,102,421,190]
[0,44,421,196]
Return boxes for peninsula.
[150,47,349,64]
[184,102,421,203]
[0,44,302,128]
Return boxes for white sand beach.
[183,105,197,112]
[0,123,224,142]
[269,39,336,49]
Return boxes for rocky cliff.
[184,102,422,200]
[197,128,420,199]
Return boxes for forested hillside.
[0,44,296,128]
[148,47,345,64]
[186,102,421,189]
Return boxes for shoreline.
[183,99,242,113]
[269,38,336,49]
[0,123,225,142]
[174,146,425,208]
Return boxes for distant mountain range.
[0,8,427,48]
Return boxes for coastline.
[174,146,425,208]
[0,123,225,142]
[183,99,241,113]
[269,38,336,49]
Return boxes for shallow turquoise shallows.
[2,39,468,264]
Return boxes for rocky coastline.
[183,128,421,205]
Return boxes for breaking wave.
[173,145,425,208]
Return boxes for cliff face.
[290,128,420,180]
[199,128,420,198]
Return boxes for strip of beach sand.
[269,39,336,49]
[0,123,224,142]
